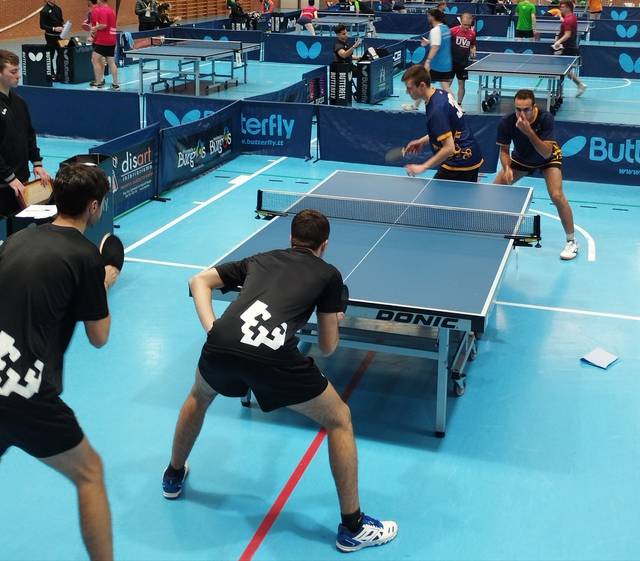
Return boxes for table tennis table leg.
[138,59,144,95]
[195,60,200,96]
[435,328,450,437]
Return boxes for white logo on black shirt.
[1,108,6,116]
[0,331,43,398]
[240,300,287,350]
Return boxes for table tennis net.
[257,189,541,243]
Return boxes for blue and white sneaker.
[336,514,398,552]
[162,463,189,499]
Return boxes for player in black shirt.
[495,89,578,260]
[162,209,398,552]
[0,50,52,217]
[0,163,119,560]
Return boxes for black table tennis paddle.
[340,284,349,313]
[99,233,125,272]
[384,146,406,164]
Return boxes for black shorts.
[93,43,115,58]
[434,166,480,182]
[511,159,562,173]
[558,46,579,57]
[515,29,534,38]
[297,16,312,25]
[453,61,469,80]
[429,68,455,82]
[0,396,84,459]
[198,351,328,412]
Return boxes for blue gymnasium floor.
[3,139,640,560]
[2,40,640,560]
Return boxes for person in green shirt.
[515,0,536,40]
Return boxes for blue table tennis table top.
[126,40,258,60]
[217,171,533,331]
[468,52,578,76]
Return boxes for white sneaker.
[401,102,420,111]
[336,514,398,552]
[560,239,579,260]
[576,84,587,97]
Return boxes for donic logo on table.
[296,41,322,60]
[164,109,215,126]
[618,53,640,74]
[561,135,640,165]
[616,24,638,38]
[405,46,426,64]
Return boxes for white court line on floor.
[125,256,206,270]
[124,156,287,254]
[535,209,596,261]
[497,300,640,321]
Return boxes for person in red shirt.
[90,0,119,90]
[297,0,318,35]
[552,0,586,97]
[449,12,477,105]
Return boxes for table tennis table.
[534,18,591,39]
[467,52,579,114]
[213,171,540,436]
[124,37,261,96]
[315,12,381,36]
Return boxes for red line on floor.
[238,351,376,561]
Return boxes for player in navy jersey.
[402,65,483,182]
[495,89,578,260]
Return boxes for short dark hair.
[291,209,330,250]
[429,8,445,21]
[308,0,315,5]
[53,163,110,217]
[334,24,347,34]
[402,64,432,88]
[559,0,574,10]
[515,89,536,105]
[0,50,19,72]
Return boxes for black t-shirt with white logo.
[204,248,343,365]
[0,224,108,403]
[496,107,557,167]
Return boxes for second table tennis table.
[314,12,381,36]
[124,37,262,96]
[467,51,579,114]
[213,171,540,437]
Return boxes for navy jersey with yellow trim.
[425,89,483,171]
[496,107,562,168]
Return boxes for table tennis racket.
[99,233,125,272]
[385,147,406,164]
[340,284,349,313]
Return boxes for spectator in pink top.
[90,0,119,90]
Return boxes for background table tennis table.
[314,13,380,36]
[467,52,579,114]
[214,171,535,436]
[124,39,261,96]
[535,18,591,38]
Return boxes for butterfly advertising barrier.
[21,45,52,87]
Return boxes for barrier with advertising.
[263,34,337,65]
[16,86,140,140]
[329,62,352,106]
[356,55,394,104]
[247,81,308,103]
[555,121,640,186]
[362,38,406,75]
[317,105,500,173]
[591,19,640,42]
[302,66,328,104]
[581,44,640,79]
[240,101,314,158]
[146,93,234,128]
[160,102,240,190]
[90,124,160,216]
